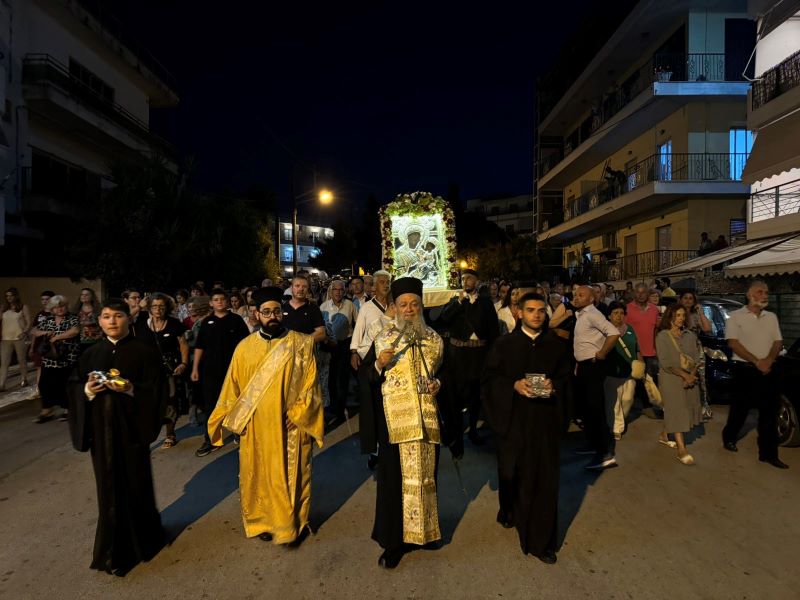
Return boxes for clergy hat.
[252,286,285,308]
[461,268,478,278]
[391,277,423,299]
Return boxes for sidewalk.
[0,362,38,410]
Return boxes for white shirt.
[520,327,541,341]
[350,297,388,358]
[498,306,516,334]
[320,298,357,340]
[725,306,782,362]
[493,300,503,312]
[573,304,619,361]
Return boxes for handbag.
[644,373,662,407]
[667,331,696,371]
[618,336,645,380]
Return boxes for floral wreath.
[378,191,459,289]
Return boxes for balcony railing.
[752,49,800,110]
[750,178,800,223]
[564,152,750,222]
[22,54,173,153]
[540,52,750,178]
[590,250,698,282]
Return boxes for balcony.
[20,163,102,216]
[590,250,698,282]
[540,152,751,242]
[748,178,800,240]
[538,52,751,188]
[22,54,173,156]
[752,50,800,111]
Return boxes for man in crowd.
[320,279,358,426]
[592,284,610,317]
[440,269,499,455]
[350,275,369,311]
[722,281,788,469]
[572,285,619,470]
[208,287,324,543]
[658,277,677,298]
[282,274,326,343]
[483,292,571,564]
[364,274,375,298]
[359,277,444,569]
[626,282,661,419]
[191,288,250,457]
[489,281,502,311]
[68,299,165,576]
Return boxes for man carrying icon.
[482,292,571,565]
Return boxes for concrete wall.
[0,277,104,308]
[754,13,800,76]
[28,120,111,175]
[687,197,747,246]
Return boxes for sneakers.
[585,453,618,470]
[195,442,219,457]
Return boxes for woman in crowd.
[1,288,32,391]
[30,295,80,423]
[649,288,665,314]
[229,292,247,318]
[604,301,642,440]
[680,291,713,420]
[73,288,102,352]
[174,289,190,322]
[548,293,563,314]
[27,291,55,398]
[497,283,519,334]
[655,304,702,465]
[135,293,189,448]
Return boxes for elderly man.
[626,282,662,419]
[572,285,620,470]
[359,277,444,569]
[208,287,324,543]
[320,279,358,426]
[722,281,787,469]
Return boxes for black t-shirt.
[281,300,324,335]
[134,316,186,359]
[195,311,249,373]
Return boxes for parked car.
[697,296,800,447]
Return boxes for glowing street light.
[319,189,334,205]
[460,260,468,269]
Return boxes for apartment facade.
[465,194,534,235]
[534,0,755,286]
[0,0,178,272]
[277,220,335,275]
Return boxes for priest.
[481,292,571,564]
[207,286,324,545]
[68,298,165,576]
[359,276,444,569]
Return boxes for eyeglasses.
[259,308,283,318]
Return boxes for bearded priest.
[207,286,324,545]
[359,276,445,569]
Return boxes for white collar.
[521,326,541,341]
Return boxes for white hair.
[46,295,68,310]
[373,270,392,281]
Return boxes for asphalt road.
[1,396,799,600]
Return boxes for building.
[0,0,178,272]
[534,0,756,286]
[278,220,335,275]
[465,194,534,235]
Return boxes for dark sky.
[110,1,589,221]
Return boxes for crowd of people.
[1,268,787,575]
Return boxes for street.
[1,395,799,600]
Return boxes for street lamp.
[293,188,334,275]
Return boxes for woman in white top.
[497,284,519,334]
[1,287,31,390]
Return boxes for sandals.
[658,438,677,448]
[162,435,177,449]
[677,453,695,466]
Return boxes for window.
[310,231,319,244]
[658,140,673,181]
[730,218,746,240]
[282,227,292,241]
[69,58,115,102]
[282,247,293,262]
[729,128,754,179]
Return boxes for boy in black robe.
[482,292,570,564]
[68,298,165,576]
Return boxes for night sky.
[111,1,590,221]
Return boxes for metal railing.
[750,178,800,223]
[22,54,173,152]
[752,49,800,110]
[564,152,750,222]
[591,250,698,281]
[21,165,102,207]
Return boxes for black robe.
[481,329,570,558]
[68,336,165,574]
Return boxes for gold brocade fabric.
[207,331,324,542]
[374,322,444,545]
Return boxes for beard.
[260,318,284,336]
[396,312,428,341]
[755,300,769,308]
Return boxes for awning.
[725,234,800,277]
[742,109,800,184]
[656,234,796,276]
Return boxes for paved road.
[1,396,799,600]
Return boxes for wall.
[28,120,112,175]
[755,14,800,75]
[687,197,747,245]
[0,277,104,307]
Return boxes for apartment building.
[534,0,755,286]
[277,220,335,275]
[465,194,534,235]
[0,0,178,272]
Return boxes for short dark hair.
[518,292,546,308]
[662,277,671,286]
[101,298,130,315]
[210,287,228,299]
[607,300,627,315]
[121,288,140,300]
[350,276,364,284]
[41,290,55,297]
[175,289,189,299]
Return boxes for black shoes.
[258,532,273,542]
[723,442,738,452]
[378,547,404,569]
[367,454,379,470]
[496,509,513,529]
[535,550,557,565]
[195,442,220,457]
[760,457,789,469]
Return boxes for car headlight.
[703,347,728,362]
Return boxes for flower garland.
[379,191,459,289]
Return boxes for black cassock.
[68,335,165,574]
[481,329,570,558]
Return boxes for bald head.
[572,285,595,308]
